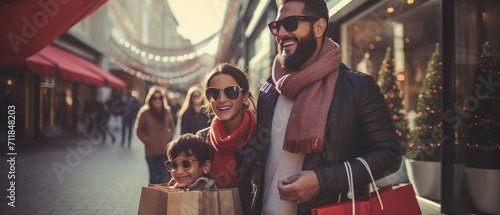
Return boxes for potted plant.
[405,43,445,201]
[462,41,500,214]
[375,47,410,187]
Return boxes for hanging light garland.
[109,57,207,84]
[105,0,219,85]
[108,1,219,64]
[116,36,204,64]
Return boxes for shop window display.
[341,0,500,213]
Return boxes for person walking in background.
[95,101,115,144]
[242,0,402,214]
[106,90,124,134]
[121,91,139,148]
[82,97,99,132]
[196,63,256,192]
[178,86,210,135]
[135,86,175,184]
[167,91,181,126]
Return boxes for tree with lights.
[463,41,500,169]
[377,47,408,153]
[407,43,443,161]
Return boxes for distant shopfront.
[0,43,126,139]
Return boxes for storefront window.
[342,0,499,213]
[454,0,500,214]
[248,29,273,95]
[0,66,25,137]
[341,0,446,204]
[342,0,441,111]
[39,77,56,132]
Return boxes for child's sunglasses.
[267,15,320,36]
[164,160,198,172]
[205,86,242,102]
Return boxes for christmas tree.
[463,41,500,169]
[407,43,443,161]
[377,47,408,153]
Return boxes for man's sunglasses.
[205,86,242,102]
[164,160,198,172]
[268,15,320,36]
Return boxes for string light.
[114,34,203,64]
[107,2,218,67]
[109,57,207,84]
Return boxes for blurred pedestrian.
[167,91,181,126]
[95,101,115,144]
[196,63,256,190]
[82,97,99,132]
[135,86,175,184]
[178,86,210,135]
[106,89,124,133]
[121,91,139,148]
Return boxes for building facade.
[0,0,196,139]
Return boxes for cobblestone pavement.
[1,131,149,215]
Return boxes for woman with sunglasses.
[196,63,256,189]
[178,85,210,135]
[135,86,175,184]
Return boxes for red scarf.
[272,38,341,153]
[207,110,256,188]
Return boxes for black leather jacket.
[239,64,402,215]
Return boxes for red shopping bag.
[311,185,390,215]
[312,158,422,215]
[369,183,422,215]
[312,184,421,215]
[311,199,371,215]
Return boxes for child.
[165,133,215,190]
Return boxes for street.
[1,131,149,215]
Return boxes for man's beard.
[278,28,317,71]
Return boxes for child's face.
[170,152,211,187]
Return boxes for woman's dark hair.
[145,86,169,122]
[201,63,256,115]
[276,0,329,39]
[166,133,211,167]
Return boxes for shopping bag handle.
[343,157,384,215]
[344,161,355,214]
[356,157,383,211]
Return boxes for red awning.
[66,54,126,89]
[26,44,126,89]
[36,45,105,86]
[25,53,56,76]
[0,0,108,65]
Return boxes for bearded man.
[238,0,402,214]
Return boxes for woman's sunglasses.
[151,95,163,100]
[205,86,242,102]
[267,15,320,36]
[164,160,198,172]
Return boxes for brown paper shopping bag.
[137,184,241,215]
[217,188,243,215]
[138,185,206,215]
[137,186,170,215]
